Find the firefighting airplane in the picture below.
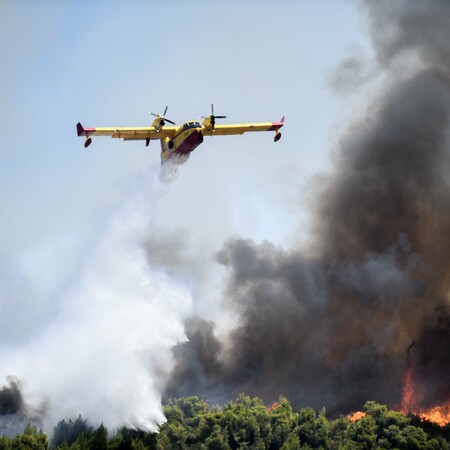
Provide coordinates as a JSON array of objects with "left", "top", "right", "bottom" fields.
[{"left": 76, "top": 105, "right": 284, "bottom": 164}]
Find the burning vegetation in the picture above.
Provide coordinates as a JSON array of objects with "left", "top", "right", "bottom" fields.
[
  {"left": 401, "top": 351, "right": 450, "bottom": 427},
  {"left": 2, "top": 396, "right": 450, "bottom": 449}
]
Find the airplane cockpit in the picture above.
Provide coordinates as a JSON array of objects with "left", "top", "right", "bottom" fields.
[{"left": 183, "top": 121, "right": 201, "bottom": 130}]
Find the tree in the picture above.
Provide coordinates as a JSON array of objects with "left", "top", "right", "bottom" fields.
[
  {"left": 130, "top": 440, "right": 147, "bottom": 450},
  {"left": 90, "top": 424, "right": 107, "bottom": 450},
  {"left": 158, "top": 420, "right": 189, "bottom": 449},
  {"left": 221, "top": 395, "right": 271, "bottom": 449},
  {"left": 294, "top": 407, "right": 330, "bottom": 449},
  {"left": 345, "top": 415, "right": 377, "bottom": 450},
  {"left": 280, "top": 433, "right": 301, "bottom": 450},
  {"left": 11, "top": 425, "right": 48, "bottom": 450},
  {"left": 204, "top": 425, "right": 231, "bottom": 450},
  {"left": 269, "top": 396, "right": 297, "bottom": 449},
  {"left": 52, "top": 416, "right": 92, "bottom": 448},
  {"left": 0, "top": 435, "right": 12, "bottom": 450},
  {"left": 109, "top": 427, "right": 157, "bottom": 450}
]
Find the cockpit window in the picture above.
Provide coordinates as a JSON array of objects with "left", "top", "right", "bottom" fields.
[{"left": 183, "top": 121, "right": 201, "bottom": 130}]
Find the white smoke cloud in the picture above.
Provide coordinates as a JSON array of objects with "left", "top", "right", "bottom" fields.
[{"left": 0, "top": 165, "right": 192, "bottom": 433}]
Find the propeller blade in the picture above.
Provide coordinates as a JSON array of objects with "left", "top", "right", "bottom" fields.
[
  {"left": 200, "top": 106, "right": 227, "bottom": 125},
  {"left": 150, "top": 107, "right": 175, "bottom": 125}
]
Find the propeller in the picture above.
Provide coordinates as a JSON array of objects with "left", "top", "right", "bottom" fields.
[
  {"left": 150, "top": 106, "right": 176, "bottom": 126},
  {"left": 201, "top": 104, "right": 227, "bottom": 129}
]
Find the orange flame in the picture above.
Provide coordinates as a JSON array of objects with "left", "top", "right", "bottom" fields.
[
  {"left": 346, "top": 364, "right": 450, "bottom": 426},
  {"left": 400, "top": 363, "right": 450, "bottom": 426},
  {"left": 267, "top": 402, "right": 280, "bottom": 413},
  {"left": 401, "top": 365, "right": 420, "bottom": 414},
  {"left": 419, "top": 405, "right": 450, "bottom": 427},
  {"left": 347, "top": 411, "right": 366, "bottom": 422}
]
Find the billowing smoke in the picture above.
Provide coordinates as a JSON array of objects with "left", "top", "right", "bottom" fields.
[
  {"left": 168, "top": 0, "right": 450, "bottom": 414},
  {"left": 0, "top": 165, "right": 192, "bottom": 434},
  {"left": 0, "top": 379, "right": 23, "bottom": 416}
]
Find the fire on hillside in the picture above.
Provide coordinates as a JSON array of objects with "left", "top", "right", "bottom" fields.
[{"left": 347, "top": 365, "right": 450, "bottom": 426}]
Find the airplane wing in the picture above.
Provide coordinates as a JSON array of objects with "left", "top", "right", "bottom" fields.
[
  {"left": 76, "top": 122, "right": 178, "bottom": 144},
  {"left": 202, "top": 117, "right": 284, "bottom": 137}
]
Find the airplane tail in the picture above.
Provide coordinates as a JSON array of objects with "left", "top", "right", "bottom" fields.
[{"left": 76, "top": 122, "right": 85, "bottom": 136}]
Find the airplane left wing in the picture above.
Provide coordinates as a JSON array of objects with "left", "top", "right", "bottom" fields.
[
  {"left": 76, "top": 122, "right": 178, "bottom": 147},
  {"left": 202, "top": 117, "right": 284, "bottom": 140}
]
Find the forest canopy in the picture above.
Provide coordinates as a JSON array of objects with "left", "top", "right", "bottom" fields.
[{"left": 1, "top": 396, "right": 449, "bottom": 449}]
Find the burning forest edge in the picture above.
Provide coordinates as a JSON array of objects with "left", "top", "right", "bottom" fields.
[{"left": 1, "top": 396, "right": 450, "bottom": 449}]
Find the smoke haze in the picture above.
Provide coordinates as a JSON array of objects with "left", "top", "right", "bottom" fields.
[
  {"left": 168, "top": 0, "right": 450, "bottom": 414},
  {"left": 0, "top": 167, "right": 192, "bottom": 434}
]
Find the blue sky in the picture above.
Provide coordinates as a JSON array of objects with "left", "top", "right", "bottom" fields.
[{"left": 1, "top": 1, "right": 369, "bottom": 259}]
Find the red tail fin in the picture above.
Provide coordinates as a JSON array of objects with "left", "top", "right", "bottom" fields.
[{"left": 76, "top": 122, "right": 85, "bottom": 136}]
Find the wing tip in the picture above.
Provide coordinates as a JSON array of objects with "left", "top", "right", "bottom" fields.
[{"left": 270, "top": 116, "right": 285, "bottom": 130}]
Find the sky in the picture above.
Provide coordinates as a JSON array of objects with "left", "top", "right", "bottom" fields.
[
  {"left": 0, "top": 0, "right": 370, "bottom": 260},
  {"left": 0, "top": 0, "right": 377, "bottom": 430}
]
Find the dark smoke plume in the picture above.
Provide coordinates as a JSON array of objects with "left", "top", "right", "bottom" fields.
[
  {"left": 167, "top": 0, "right": 450, "bottom": 414},
  {"left": 0, "top": 378, "right": 23, "bottom": 416},
  {"left": 0, "top": 377, "right": 37, "bottom": 437}
]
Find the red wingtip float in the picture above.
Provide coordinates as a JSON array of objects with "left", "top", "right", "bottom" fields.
[{"left": 76, "top": 105, "right": 284, "bottom": 164}]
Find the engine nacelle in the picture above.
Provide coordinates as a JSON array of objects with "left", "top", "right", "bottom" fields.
[
  {"left": 84, "top": 137, "right": 92, "bottom": 148},
  {"left": 274, "top": 131, "right": 282, "bottom": 142},
  {"left": 151, "top": 117, "right": 164, "bottom": 131}
]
